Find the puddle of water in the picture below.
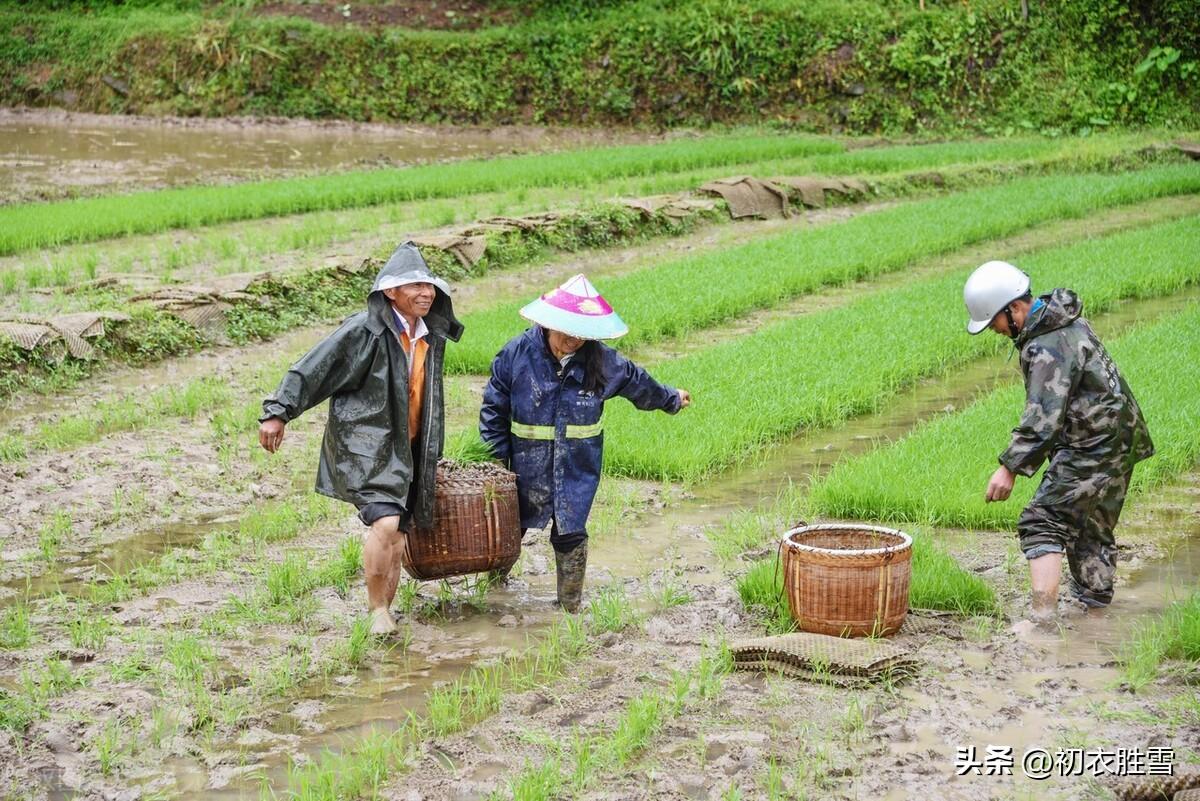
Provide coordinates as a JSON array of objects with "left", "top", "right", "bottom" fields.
[
  {"left": 3, "top": 520, "right": 217, "bottom": 601},
  {"left": 0, "top": 110, "right": 638, "bottom": 202}
]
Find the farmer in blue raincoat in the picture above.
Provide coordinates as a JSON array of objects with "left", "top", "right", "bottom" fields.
[{"left": 479, "top": 274, "right": 690, "bottom": 612}]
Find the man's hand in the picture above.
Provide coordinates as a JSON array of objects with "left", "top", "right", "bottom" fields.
[
  {"left": 678, "top": 389, "right": 692, "bottom": 409},
  {"left": 985, "top": 464, "right": 1016, "bottom": 502},
  {"left": 259, "top": 417, "right": 286, "bottom": 453}
]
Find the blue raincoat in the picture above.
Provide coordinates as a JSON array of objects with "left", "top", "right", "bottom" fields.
[{"left": 479, "top": 326, "right": 682, "bottom": 534}]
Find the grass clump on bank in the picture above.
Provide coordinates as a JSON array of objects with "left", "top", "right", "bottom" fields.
[
  {"left": 736, "top": 533, "right": 998, "bottom": 634},
  {"left": 600, "top": 211, "right": 1200, "bottom": 481},
  {"left": 808, "top": 298, "right": 1200, "bottom": 529},
  {"left": 0, "top": 133, "right": 839, "bottom": 256},
  {"left": 447, "top": 165, "right": 1200, "bottom": 374},
  {"left": 1121, "top": 592, "right": 1200, "bottom": 690}
]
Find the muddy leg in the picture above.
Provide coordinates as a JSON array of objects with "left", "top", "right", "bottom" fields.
[
  {"left": 364, "top": 515, "right": 402, "bottom": 634},
  {"left": 554, "top": 541, "right": 588, "bottom": 614},
  {"left": 1028, "top": 552, "right": 1063, "bottom": 621},
  {"left": 385, "top": 527, "right": 409, "bottom": 607}
]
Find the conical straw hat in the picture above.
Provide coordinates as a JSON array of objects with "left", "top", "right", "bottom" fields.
[{"left": 519, "top": 274, "right": 628, "bottom": 340}]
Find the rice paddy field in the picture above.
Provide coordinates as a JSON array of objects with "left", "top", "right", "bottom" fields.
[{"left": 2, "top": 117, "right": 1200, "bottom": 801}]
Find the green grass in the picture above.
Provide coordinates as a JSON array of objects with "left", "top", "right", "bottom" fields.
[
  {"left": 1, "top": 375, "right": 232, "bottom": 462},
  {"left": 736, "top": 532, "right": 998, "bottom": 631},
  {"left": 587, "top": 584, "right": 643, "bottom": 633},
  {"left": 600, "top": 210, "right": 1200, "bottom": 480},
  {"left": 0, "top": 602, "right": 33, "bottom": 649},
  {"left": 809, "top": 298, "right": 1200, "bottom": 528},
  {"left": 447, "top": 164, "right": 1200, "bottom": 374},
  {"left": 0, "top": 133, "right": 841, "bottom": 256},
  {"left": 1121, "top": 592, "right": 1200, "bottom": 690},
  {"left": 0, "top": 133, "right": 1158, "bottom": 297}
]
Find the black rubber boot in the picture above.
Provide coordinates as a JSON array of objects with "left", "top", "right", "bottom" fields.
[{"left": 554, "top": 541, "right": 588, "bottom": 613}]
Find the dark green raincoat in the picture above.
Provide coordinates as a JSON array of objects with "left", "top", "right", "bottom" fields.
[{"left": 260, "top": 244, "right": 463, "bottom": 527}]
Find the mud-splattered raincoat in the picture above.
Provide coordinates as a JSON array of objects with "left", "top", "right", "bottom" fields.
[
  {"left": 260, "top": 244, "right": 463, "bottom": 528},
  {"left": 479, "top": 325, "right": 682, "bottom": 534},
  {"left": 1000, "top": 288, "right": 1153, "bottom": 604}
]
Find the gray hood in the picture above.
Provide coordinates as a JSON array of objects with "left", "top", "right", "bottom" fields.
[
  {"left": 1016, "top": 287, "right": 1082, "bottom": 347},
  {"left": 367, "top": 242, "right": 463, "bottom": 342}
]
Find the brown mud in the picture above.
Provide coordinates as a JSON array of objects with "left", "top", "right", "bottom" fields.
[
  {"left": 2, "top": 194, "right": 1200, "bottom": 798},
  {"left": 0, "top": 108, "right": 658, "bottom": 205}
]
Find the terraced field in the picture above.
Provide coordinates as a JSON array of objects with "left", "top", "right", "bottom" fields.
[{"left": 2, "top": 129, "right": 1199, "bottom": 801}]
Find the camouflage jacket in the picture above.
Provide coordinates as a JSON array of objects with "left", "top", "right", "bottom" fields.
[{"left": 998, "top": 288, "right": 1154, "bottom": 477}]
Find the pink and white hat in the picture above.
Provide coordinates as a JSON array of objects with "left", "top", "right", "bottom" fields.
[{"left": 519, "top": 274, "right": 628, "bottom": 340}]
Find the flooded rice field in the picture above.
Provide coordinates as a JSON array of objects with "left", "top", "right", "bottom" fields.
[
  {"left": 0, "top": 109, "right": 653, "bottom": 204},
  {"left": 1, "top": 126, "right": 1199, "bottom": 801}
]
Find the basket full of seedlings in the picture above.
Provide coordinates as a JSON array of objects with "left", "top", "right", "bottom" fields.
[
  {"left": 779, "top": 523, "right": 912, "bottom": 638},
  {"left": 403, "top": 458, "right": 522, "bottom": 581}
]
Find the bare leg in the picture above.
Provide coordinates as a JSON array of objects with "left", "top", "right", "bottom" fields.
[
  {"left": 363, "top": 515, "right": 402, "bottom": 634},
  {"left": 385, "top": 528, "right": 409, "bottom": 606},
  {"left": 1029, "top": 552, "right": 1064, "bottom": 621}
]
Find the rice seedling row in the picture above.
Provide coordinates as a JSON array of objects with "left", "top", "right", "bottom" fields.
[
  {"left": 487, "top": 642, "right": 732, "bottom": 800},
  {"left": 447, "top": 164, "right": 1200, "bottom": 374},
  {"left": 1121, "top": 590, "right": 1200, "bottom": 689},
  {"left": 808, "top": 298, "right": 1200, "bottom": 529},
  {"left": 0, "top": 133, "right": 842, "bottom": 255},
  {"left": 1, "top": 137, "right": 1152, "bottom": 310},
  {"left": 0, "top": 131, "right": 1168, "bottom": 262},
  {"left": 598, "top": 212, "right": 1200, "bottom": 481}
]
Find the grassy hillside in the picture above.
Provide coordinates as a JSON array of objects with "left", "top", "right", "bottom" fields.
[{"left": 2, "top": 0, "right": 1198, "bottom": 133}]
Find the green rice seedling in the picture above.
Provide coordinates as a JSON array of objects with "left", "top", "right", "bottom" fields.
[
  {"left": 425, "top": 680, "right": 467, "bottom": 736},
  {"left": 1121, "top": 591, "right": 1200, "bottom": 690},
  {"left": 395, "top": 580, "right": 421, "bottom": 615},
  {"left": 603, "top": 211, "right": 1200, "bottom": 480},
  {"left": 0, "top": 434, "right": 25, "bottom": 461},
  {"left": 108, "top": 649, "right": 155, "bottom": 683},
  {"left": 339, "top": 617, "right": 374, "bottom": 669},
  {"left": 264, "top": 554, "right": 320, "bottom": 607},
  {"left": 908, "top": 533, "right": 1001, "bottom": 616},
  {"left": 90, "top": 570, "right": 138, "bottom": 606},
  {"left": 603, "top": 691, "right": 665, "bottom": 768},
  {"left": 254, "top": 648, "right": 313, "bottom": 698},
  {"left": 587, "top": 584, "right": 642, "bottom": 633},
  {"left": 653, "top": 573, "right": 694, "bottom": 609},
  {"left": 67, "top": 611, "right": 114, "bottom": 651},
  {"left": 448, "top": 165, "right": 1200, "bottom": 374},
  {"left": 722, "top": 785, "right": 745, "bottom": 801},
  {"left": 321, "top": 536, "right": 363, "bottom": 595},
  {"left": 569, "top": 726, "right": 598, "bottom": 792},
  {"left": 0, "top": 134, "right": 840, "bottom": 255},
  {"left": 162, "top": 634, "right": 216, "bottom": 686},
  {"left": 763, "top": 758, "right": 786, "bottom": 801},
  {"left": 810, "top": 298, "right": 1200, "bottom": 530},
  {"left": 148, "top": 705, "right": 181, "bottom": 750},
  {"left": 443, "top": 430, "right": 498, "bottom": 463},
  {"left": 693, "top": 639, "right": 734, "bottom": 702},
  {"left": 495, "top": 758, "right": 564, "bottom": 801},
  {"left": 92, "top": 717, "right": 128, "bottom": 776},
  {"left": 736, "top": 559, "right": 795, "bottom": 635},
  {"left": 37, "top": 511, "right": 71, "bottom": 560}
]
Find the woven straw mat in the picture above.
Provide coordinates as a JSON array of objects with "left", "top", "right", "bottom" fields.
[{"left": 731, "top": 632, "right": 919, "bottom": 687}]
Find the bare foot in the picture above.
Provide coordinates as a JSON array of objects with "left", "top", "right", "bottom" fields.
[{"left": 369, "top": 607, "right": 397, "bottom": 635}]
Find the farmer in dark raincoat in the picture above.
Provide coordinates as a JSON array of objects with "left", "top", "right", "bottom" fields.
[
  {"left": 258, "top": 242, "right": 463, "bottom": 635},
  {"left": 479, "top": 274, "right": 690, "bottom": 612},
  {"left": 964, "top": 260, "right": 1152, "bottom": 629}
]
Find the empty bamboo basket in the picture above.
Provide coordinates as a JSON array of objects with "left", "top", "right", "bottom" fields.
[
  {"left": 780, "top": 523, "right": 912, "bottom": 638},
  {"left": 403, "top": 463, "right": 522, "bottom": 581}
]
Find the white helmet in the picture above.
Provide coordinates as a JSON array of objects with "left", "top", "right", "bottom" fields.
[{"left": 963, "top": 260, "right": 1031, "bottom": 335}]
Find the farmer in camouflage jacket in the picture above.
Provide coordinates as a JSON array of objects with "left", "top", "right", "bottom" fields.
[{"left": 964, "top": 261, "right": 1153, "bottom": 623}]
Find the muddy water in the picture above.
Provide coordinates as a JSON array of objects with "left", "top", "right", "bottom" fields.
[
  {"left": 0, "top": 109, "right": 647, "bottom": 203},
  {"left": 18, "top": 286, "right": 1200, "bottom": 796},
  {"left": 878, "top": 482, "right": 1200, "bottom": 801}
]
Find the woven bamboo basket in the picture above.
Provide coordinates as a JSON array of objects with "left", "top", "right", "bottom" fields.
[
  {"left": 402, "top": 465, "right": 522, "bottom": 581},
  {"left": 780, "top": 523, "right": 912, "bottom": 638}
]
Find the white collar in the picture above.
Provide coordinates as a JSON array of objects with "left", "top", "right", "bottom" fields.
[{"left": 392, "top": 308, "right": 428, "bottom": 341}]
